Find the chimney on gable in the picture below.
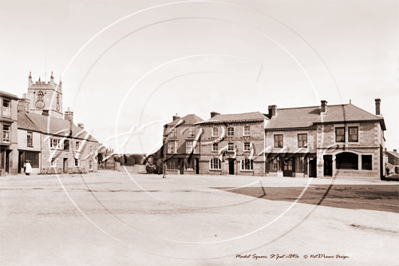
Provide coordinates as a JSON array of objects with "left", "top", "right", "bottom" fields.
[
  {"left": 42, "top": 110, "right": 49, "bottom": 116},
  {"left": 268, "top": 105, "right": 277, "bottom": 118},
  {"left": 64, "top": 107, "right": 74, "bottom": 122},
  {"left": 210, "top": 112, "right": 220, "bottom": 118},
  {"left": 172, "top": 113, "right": 180, "bottom": 121},
  {"left": 78, "top": 123, "right": 84, "bottom": 129},
  {"left": 321, "top": 100, "right": 327, "bottom": 114},
  {"left": 375, "top": 98, "right": 381, "bottom": 116}
]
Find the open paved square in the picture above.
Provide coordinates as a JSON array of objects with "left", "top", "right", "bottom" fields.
[{"left": 1, "top": 171, "right": 398, "bottom": 265}]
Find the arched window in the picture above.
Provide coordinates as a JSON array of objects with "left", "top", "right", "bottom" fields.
[{"left": 336, "top": 152, "right": 358, "bottom": 170}]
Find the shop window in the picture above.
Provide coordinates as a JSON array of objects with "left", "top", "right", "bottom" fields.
[
  {"left": 336, "top": 152, "right": 358, "bottom": 170},
  {"left": 362, "top": 155, "right": 372, "bottom": 170},
  {"left": 241, "top": 159, "right": 253, "bottom": 171},
  {"left": 210, "top": 158, "right": 221, "bottom": 170}
]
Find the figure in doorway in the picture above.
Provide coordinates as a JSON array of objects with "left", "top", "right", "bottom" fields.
[{"left": 25, "top": 160, "right": 32, "bottom": 176}]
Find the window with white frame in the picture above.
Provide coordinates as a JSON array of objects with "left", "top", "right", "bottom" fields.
[
  {"left": 241, "top": 159, "right": 253, "bottom": 171},
  {"left": 298, "top": 134, "right": 307, "bottom": 148},
  {"left": 212, "top": 126, "right": 219, "bottom": 137},
  {"left": 188, "top": 127, "right": 195, "bottom": 136},
  {"left": 186, "top": 141, "right": 193, "bottom": 154},
  {"left": 228, "top": 143, "right": 234, "bottom": 151},
  {"left": 274, "top": 134, "right": 283, "bottom": 148},
  {"left": 244, "top": 142, "right": 250, "bottom": 151},
  {"left": 63, "top": 139, "right": 69, "bottom": 151},
  {"left": 227, "top": 127, "right": 234, "bottom": 136},
  {"left": 210, "top": 158, "right": 221, "bottom": 170},
  {"left": 349, "top": 127, "right": 358, "bottom": 142},
  {"left": 3, "top": 125, "right": 10, "bottom": 142},
  {"left": 243, "top": 126, "right": 250, "bottom": 136},
  {"left": 76, "top": 141, "right": 80, "bottom": 151},
  {"left": 50, "top": 138, "right": 61, "bottom": 149},
  {"left": 27, "top": 131, "right": 33, "bottom": 147},
  {"left": 167, "top": 141, "right": 177, "bottom": 154},
  {"left": 2, "top": 100, "right": 10, "bottom": 117},
  {"left": 212, "top": 143, "right": 218, "bottom": 151},
  {"left": 335, "top": 127, "right": 345, "bottom": 142},
  {"left": 89, "top": 160, "right": 93, "bottom": 170}
]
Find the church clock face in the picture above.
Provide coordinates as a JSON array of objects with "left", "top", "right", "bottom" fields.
[{"left": 35, "top": 90, "right": 45, "bottom": 109}]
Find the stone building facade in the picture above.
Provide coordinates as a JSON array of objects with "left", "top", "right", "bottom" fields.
[
  {"left": 164, "top": 114, "right": 203, "bottom": 175},
  {"left": 0, "top": 90, "right": 19, "bottom": 175},
  {"left": 16, "top": 73, "right": 101, "bottom": 175},
  {"left": 197, "top": 112, "right": 267, "bottom": 176}
]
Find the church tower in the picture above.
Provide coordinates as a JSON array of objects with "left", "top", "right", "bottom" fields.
[{"left": 27, "top": 72, "right": 63, "bottom": 119}]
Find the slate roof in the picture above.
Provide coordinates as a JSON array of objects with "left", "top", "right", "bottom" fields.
[
  {"left": 197, "top": 112, "right": 268, "bottom": 124},
  {"left": 166, "top": 114, "right": 204, "bottom": 126},
  {"left": 266, "top": 104, "right": 386, "bottom": 130},
  {"left": 18, "top": 112, "right": 98, "bottom": 141},
  {"left": 0, "top": 90, "right": 19, "bottom": 100}
]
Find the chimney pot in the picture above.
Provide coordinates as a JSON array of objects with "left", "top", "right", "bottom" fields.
[
  {"left": 375, "top": 98, "right": 381, "bottom": 115},
  {"left": 210, "top": 112, "right": 221, "bottom": 118}
]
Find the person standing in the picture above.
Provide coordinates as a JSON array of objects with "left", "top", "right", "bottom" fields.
[{"left": 25, "top": 160, "right": 32, "bottom": 176}]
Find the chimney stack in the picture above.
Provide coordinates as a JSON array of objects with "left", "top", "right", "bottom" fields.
[
  {"left": 268, "top": 105, "right": 277, "bottom": 118},
  {"left": 321, "top": 100, "right": 327, "bottom": 113},
  {"left": 172, "top": 113, "right": 180, "bottom": 121},
  {"left": 42, "top": 110, "right": 49, "bottom": 116},
  {"left": 78, "top": 123, "right": 84, "bottom": 129},
  {"left": 210, "top": 112, "right": 221, "bottom": 118},
  {"left": 64, "top": 107, "right": 74, "bottom": 122},
  {"left": 17, "top": 95, "right": 30, "bottom": 114},
  {"left": 394, "top": 149, "right": 397, "bottom": 153},
  {"left": 375, "top": 98, "right": 381, "bottom": 115}
]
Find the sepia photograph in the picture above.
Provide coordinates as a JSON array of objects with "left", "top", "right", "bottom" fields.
[{"left": 0, "top": 0, "right": 398, "bottom": 265}]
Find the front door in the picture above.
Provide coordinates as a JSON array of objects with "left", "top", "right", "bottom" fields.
[
  {"left": 283, "top": 158, "right": 294, "bottom": 177},
  {"left": 63, "top": 158, "right": 68, "bottom": 173},
  {"left": 309, "top": 158, "right": 317, "bottom": 177},
  {"left": 229, "top": 159, "right": 235, "bottom": 175},
  {"left": 195, "top": 158, "right": 199, "bottom": 175},
  {"left": 5, "top": 150, "right": 10, "bottom": 174},
  {"left": 179, "top": 159, "right": 184, "bottom": 175},
  {"left": 324, "top": 155, "right": 333, "bottom": 176},
  {"left": 18, "top": 151, "right": 24, "bottom": 174}
]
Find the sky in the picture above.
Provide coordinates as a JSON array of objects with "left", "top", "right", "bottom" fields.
[{"left": 0, "top": 0, "right": 398, "bottom": 153}]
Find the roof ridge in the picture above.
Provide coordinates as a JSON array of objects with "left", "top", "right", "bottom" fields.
[{"left": 277, "top": 103, "right": 349, "bottom": 110}]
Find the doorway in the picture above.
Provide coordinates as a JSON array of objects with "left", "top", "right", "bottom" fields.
[
  {"left": 323, "top": 155, "right": 333, "bottom": 176},
  {"left": 5, "top": 150, "right": 11, "bottom": 174},
  {"left": 229, "top": 159, "right": 235, "bottom": 175},
  {"left": 309, "top": 158, "right": 317, "bottom": 177},
  {"left": 179, "top": 158, "right": 184, "bottom": 175},
  {"left": 63, "top": 158, "right": 68, "bottom": 173},
  {"left": 195, "top": 158, "right": 199, "bottom": 175},
  {"left": 283, "top": 158, "right": 295, "bottom": 177}
]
